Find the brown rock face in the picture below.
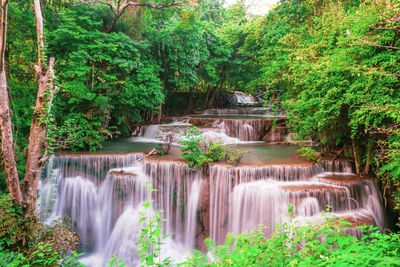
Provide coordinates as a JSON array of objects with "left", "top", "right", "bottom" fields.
[
  {"left": 319, "top": 174, "right": 362, "bottom": 184},
  {"left": 262, "top": 125, "right": 288, "bottom": 142},
  {"left": 341, "top": 215, "right": 374, "bottom": 227},
  {"left": 282, "top": 184, "right": 344, "bottom": 192},
  {"left": 196, "top": 178, "right": 210, "bottom": 251}
]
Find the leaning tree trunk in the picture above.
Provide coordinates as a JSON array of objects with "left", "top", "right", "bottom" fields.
[
  {"left": 22, "top": 0, "right": 56, "bottom": 215},
  {"left": 0, "top": 0, "right": 23, "bottom": 203}
]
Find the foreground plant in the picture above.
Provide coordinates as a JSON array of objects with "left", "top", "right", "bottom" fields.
[
  {"left": 192, "top": 208, "right": 400, "bottom": 266},
  {"left": 0, "top": 195, "right": 82, "bottom": 266},
  {"left": 136, "top": 182, "right": 172, "bottom": 266}
]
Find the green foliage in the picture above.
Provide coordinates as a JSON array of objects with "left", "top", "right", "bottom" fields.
[
  {"left": 0, "top": 195, "right": 81, "bottom": 266},
  {"left": 107, "top": 255, "right": 127, "bottom": 267},
  {"left": 203, "top": 141, "right": 226, "bottom": 161},
  {"left": 0, "top": 195, "right": 36, "bottom": 249},
  {"left": 191, "top": 210, "right": 400, "bottom": 266},
  {"left": 236, "top": 0, "right": 400, "bottom": 221},
  {"left": 178, "top": 127, "right": 210, "bottom": 170},
  {"left": 45, "top": 3, "right": 165, "bottom": 151},
  {"left": 48, "top": 113, "right": 108, "bottom": 152},
  {"left": 297, "top": 146, "right": 322, "bottom": 163},
  {"left": 136, "top": 182, "right": 172, "bottom": 266},
  {"left": 0, "top": 249, "right": 26, "bottom": 267},
  {"left": 224, "top": 145, "right": 244, "bottom": 165},
  {"left": 178, "top": 128, "right": 244, "bottom": 169},
  {"left": 204, "top": 142, "right": 244, "bottom": 166}
]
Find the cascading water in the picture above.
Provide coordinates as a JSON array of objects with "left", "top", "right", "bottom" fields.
[
  {"left": 40, "top": 154, "right": 204, "bottom": 266},
  {"left": 39, "top": 107, "right": 386, "bottom": 266},
  {"left": 201, "top": 107, "right": 286, "bottom": 118},
  {"left": 228, "top": 92, "right": 258, "bottom": 106},
  {"left": 209, "top": 161, "right": 384, "bottom": 245}
]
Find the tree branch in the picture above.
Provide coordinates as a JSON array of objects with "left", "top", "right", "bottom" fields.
[
  {"left": 352, "top": 36, "right": 400, "bottom": 50},
  {"left": 75, "top": 0, "right": 179, "bottom": 33}
]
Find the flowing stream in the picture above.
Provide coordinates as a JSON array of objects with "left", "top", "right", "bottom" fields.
[{"left": 39, "top": 107, "right": 385, "bottom": 266}]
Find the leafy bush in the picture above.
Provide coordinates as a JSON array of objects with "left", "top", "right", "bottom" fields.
[
  {"left": 204, "top": 142, "right": 244, "bottom": 166},
  {"left": 0, "top": 195, "right": 38, "bottom": 249},
  {"left": 178, "top": 128, "right": 245, "bottom": 170},
  {"left": 223, "top": 145, "right": 244, "bottom": 166},
  {"left": 297, "top": 146, "right": 322, "bottom": 163},
  {"left": 0, "top": 195, "right": 81, "bottom": 265},
  {"left": 0, "top": 249, "right": 26, "bottom": 266},
  {"left": 191, "top": 210, "right": 400, "bottom": 266},
  {"left": 48, "top": 113, "right": 108, "bottom": 152},
  {"left": 178, "top": 127, "right": 211, "bottom": 170},
  {"left": 203, "top": 141, "right": 226, "bottom": 161}
]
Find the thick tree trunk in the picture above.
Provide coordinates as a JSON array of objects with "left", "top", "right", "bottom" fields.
[
  {"left": 156, "top": 103, "right": 162, "bottom": 123},
  {"left": 22, "top": 0, "right": 56, "bottom": 215},
  {"left": 203, "top": 85, "right": 210, "bottom": 109},
  {"left": 208, "top": 72, "right": 226, "bottom": 108},
  {"left": 0, "top": 0, "right": 23, "bottom": 203}
]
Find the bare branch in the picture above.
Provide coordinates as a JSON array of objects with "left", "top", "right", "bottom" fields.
[{"left": 352, "top": 36, "right": 400, "bottom": 50}]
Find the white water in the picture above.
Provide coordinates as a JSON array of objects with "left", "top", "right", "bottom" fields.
[
  {"left": 229, "top": 92, "right": 258, "bottom": 106},
  {"left": 202, "top": 107, "right": 286, "bottom": 118},
  {"left": 39, "top": 108, "right": 385, "bottom": 265},
  {"left": 209, "top": 161, "right": 384, "bottom": 245},
  {"left": 40, "top": 154, "right": 203, "bottom": 266},
  {"left": 185, "top": 178, "right": 204, "bottom": 248},
  {"left": 131, "top": 120, "right": 190, "bottom": 143}
]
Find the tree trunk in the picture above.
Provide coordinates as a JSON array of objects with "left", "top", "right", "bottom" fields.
[
  {"left": 156, "top": 103, "right": 162, "bottom": 123},
  {"left": 0, "top": 0, "right": 23, "bottom": 204},
  {"left": 208, "top": 72, "right": 226, "bottom": 108},
  {"left": 22, "top": 0, "right": 56, "bottom": 215},
  {"left": 203, "top": 85, "right": 210, "bottom": 109},
  {"left": 352, "top": 139, "right": 360, "bottom": 175},
  {"left": 362, "top": 141, "right": 373, "bottom": 176}
]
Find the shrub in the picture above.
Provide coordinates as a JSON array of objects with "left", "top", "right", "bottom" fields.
[
  {"left": 0, "top": 195, "right": 81, "bottom": 265},
  {"left": 178, "top": 128, "right": 245, "bottom": 170},
  {"left": 203, "top": 141, "right": 226, "bottom": 161},
  {"left": 297, "top": 146, "right": 322, "bottom": 163},
  {"left": 178, "top": 127, "right": 211, "bottom": 170},
  {"left": 190, "top": 209, "right": 400, "bottom": 266}
]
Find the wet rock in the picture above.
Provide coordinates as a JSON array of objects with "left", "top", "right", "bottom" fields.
[
  {"left": 282, "top": 184, "right": 344, "bottom": 192},
  {"left": 319, "top": 174, "right": 362, "bottom": 185},
  {"left": 196, "top": 178, "right": 210, "bottom": 251},
  {"left": 262, "top": 125, "right": 288, "bottom": 142}
]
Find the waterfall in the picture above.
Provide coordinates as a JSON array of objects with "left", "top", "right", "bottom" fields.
[
  {"left": 189, "top": 117, "right": 288, "bottom": 142},
  {"left": 229, "top": 181, "right": 287, "bottom": 236},
  {"left": 39, "top": 134, "right": 384, "bottom": 265},
  {"left": 143, "top": 160, "right": 203, "bottom": 244},
  {"left": 185, "top": 178, "right": 204, "bottom": 248},
  {"left": 40, "top": 154, "right": 203, "bottom": 266},
  {"left": 209, "top": 161, "right": 384, "bottom": 245}
]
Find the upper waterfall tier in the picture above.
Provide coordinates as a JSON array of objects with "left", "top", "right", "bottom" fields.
[
  {"left": 201, "top": 107, "right": 285, "bottom": 117},
  {"left": 188, "top": 117, "right": 287, "bottom": 142}
]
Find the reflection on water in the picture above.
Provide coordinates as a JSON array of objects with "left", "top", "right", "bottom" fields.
[{"left": 98, "top": 140, "right": 156, "bottom": 153}]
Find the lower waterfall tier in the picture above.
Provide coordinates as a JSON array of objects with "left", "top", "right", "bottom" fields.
[{"left": 39, "top": 153, "right": 384, "bottom": 266}]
